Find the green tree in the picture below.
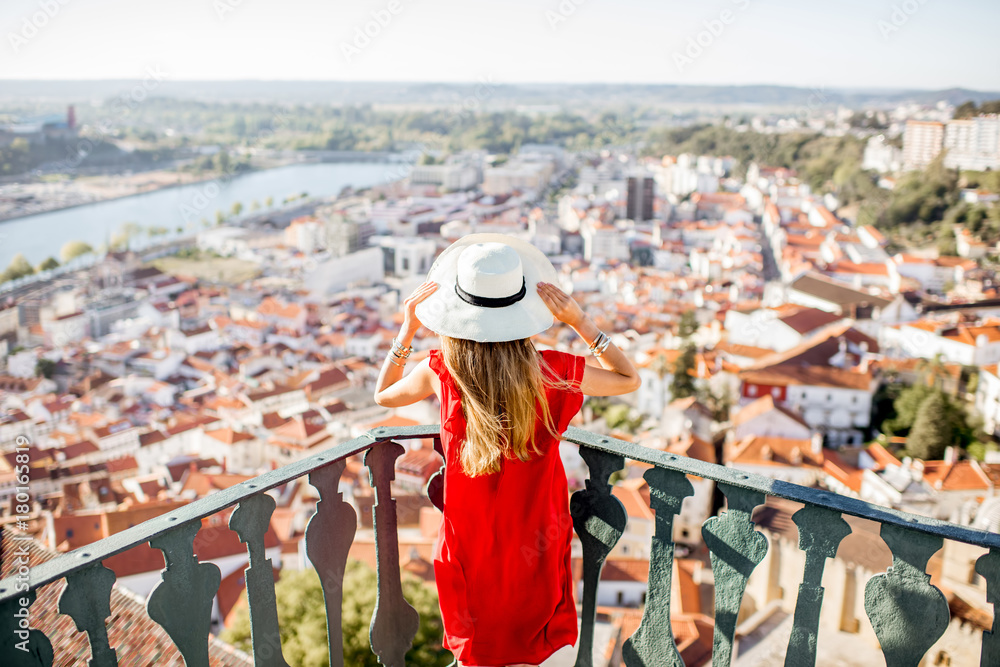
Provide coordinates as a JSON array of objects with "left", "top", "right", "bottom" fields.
[
  {"left": 4, "top": 253, "right": 35, "bottom": 282},
  {"left": 669, "top": 343, "right": 698, "bottom": 401},
  {"left": 265, "top": 196, "right": 274, "bottom": 208},
  {"left": 677, "top": 310, "right": 698, "bottom": 339},
  {"left": 36, "top": 257, "right": 60, "bottom": 272},
  {"left": 604, "top": 404, "right": 643, "bottom": 433},
  {"left": 216, "top": 150, "right": 230, "bottom": 173},
  {"left": 907, "top": 391, "right": 955, "bottom": 460},
  {"left": 35, "top": 358, "right": 56, "bottom": 378},
  {"left": 231, "top": 201, "right": 244, "bottom": 217},
  {"left": 215, "top": 210, "right": 226, "bottom": 226},
  {"left": 60, "top": 240, "right": 93, "bottom": 263},
  {"left": 221, "top": 562, "right": 451, "bottom": 667},
  {"left": 112, "top": 222, "right": 143, "bottom": 250},
  {"left": 882, "top": 382, "right": 934, "bottom": 435}
]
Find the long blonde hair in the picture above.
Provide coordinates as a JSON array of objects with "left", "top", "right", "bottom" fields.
[{"left": 440, "top": 336, "right": 565, "bottom": 477}]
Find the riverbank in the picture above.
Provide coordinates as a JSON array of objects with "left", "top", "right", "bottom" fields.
[
  {"left": 0, "top": 161, "right": 399, "bottom": 270},
  {"left": 0, "top": 162, "right": 298, "bottom": 223}
]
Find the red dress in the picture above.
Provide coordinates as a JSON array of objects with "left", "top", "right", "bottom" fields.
[{"left": 428, "top": 349, "right": 585, "bottom": 666}]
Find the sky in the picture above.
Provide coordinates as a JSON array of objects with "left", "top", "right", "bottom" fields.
[{"left": 1, "top": 0, "right": 998, "bottom": 90}]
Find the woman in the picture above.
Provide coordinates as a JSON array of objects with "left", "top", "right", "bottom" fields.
[{"left": 374, "top": 234, "right": 640, "bottom": 667}]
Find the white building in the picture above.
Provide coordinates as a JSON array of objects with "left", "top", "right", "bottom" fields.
[
  {"left": 375, "top": 236, "right": 438, "bottom": 279},
  {"left": 581, "top": 221, "right": 631, "bottom": 263},
  {"left": 976, "top": 365, "right": 1000, "bottom": 436},
  {"left": 903, "top": 120, "right": 945, "bottom": 171},
  {"left": 885, "top": 321, "right": 1000, "bottom": 366},
  {"left": 862, "top": 135, "right": 903, "bottom": 173},
  {"left": 197, "top": 227, "right": 253, "bottom": 257},
  {"left": 409, "top": 163, "right": 480, "bottom": 191},
  {"left": 944, "top": 114, "right": 1000, "bottom": 171}
]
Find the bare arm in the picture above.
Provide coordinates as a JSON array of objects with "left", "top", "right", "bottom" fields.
[
  {"left": 373, "top": 281, "right": 439, "bottom": 407},
  {"left": 537, "top": 282, "right": 641, "bottom": 397}
]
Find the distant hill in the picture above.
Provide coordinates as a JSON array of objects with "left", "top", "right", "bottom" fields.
[{"left": 0, "top": 80, "right": 997, "bottom": 110}]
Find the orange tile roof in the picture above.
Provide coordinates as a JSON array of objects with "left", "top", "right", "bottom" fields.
[
  {"left": 728, "top": 435, "right": 822, "bottom": 468},
  {"left": 921, "top": 460, "right": 992, "bottom": 491},
  {"left": 731, "top": 394, "right": 810, "bottom": 430},
  {"left": 612, "top": 485, "right": 654, "bottom": 521}
]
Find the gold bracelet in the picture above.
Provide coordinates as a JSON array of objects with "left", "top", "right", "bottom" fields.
[{"left": 388, "top": 355, "right": 405, "bottom": 368}]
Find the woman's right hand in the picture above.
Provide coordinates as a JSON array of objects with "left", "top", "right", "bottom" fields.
[
  {"left": 537, "top": 282, "right": 585, "bottom": 328},
  {"left": 401, "top": 281, "right": 437, "bottom": 338}
]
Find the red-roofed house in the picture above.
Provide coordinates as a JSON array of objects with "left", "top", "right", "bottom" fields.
[
  {"left": 887, "top": 320, "right": 1000, "bottom": 366},
  {"left": 731, "top": 394, "right": 813, "bottom": 441},
  {"left": 725, "top": 434, "right": 826, "bottom": 485},
  {"left": 202, "top": 427, "right": 265, "bottom": 474}
]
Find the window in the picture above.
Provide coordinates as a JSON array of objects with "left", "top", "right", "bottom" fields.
[
  {"left": 401, "top": 257, "right": 410, "bottom": 271},
  {"left": 617, "top": 592, "right": 624, "bottom": 605},
  {"left": 66, "top": 529, "right": 74, "bottom": 538},
  {"left": 851, "top": 395, "right": 857, "bottom": 404},
  {"left": 748, "top": 385, "right": 758, "bottom": 397},
  {"left": 827, "top": 394, "right": 832, "bottom": 402}
]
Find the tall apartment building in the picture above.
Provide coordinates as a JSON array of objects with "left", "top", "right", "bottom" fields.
[
  {"left": 944, "top": 114, "right": 1000, "bottom": 171},
  {"left": 902, "top": 120, "right": 945, "bottom": 170},
  {"left": 626, "top": 175, "right": 655, "bottom": 221}
]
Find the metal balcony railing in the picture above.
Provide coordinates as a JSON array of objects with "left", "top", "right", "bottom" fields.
[{"left": 2, "top": 425, "right": 1000, "bottom": 666}]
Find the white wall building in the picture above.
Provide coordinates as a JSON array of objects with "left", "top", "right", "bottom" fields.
[
  {"left": 903, "top": 120, "right": 945, "bottom": 171},
  {"left": 944, "top": 114, "right": 1000, "bottom": 171}
]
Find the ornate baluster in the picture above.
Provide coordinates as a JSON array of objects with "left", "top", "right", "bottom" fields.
[
  {"left": 622, "top": 465, "right": 694, "bottom": 667},
  {"left": 230, "top": 493, "right": 290, "bottom": 667},
  {"left": 306, "top": 459, "right": 358, "bottom": 667},
  {"left": 571, "top": 445, "right": 626, "bottom": 667},
  {"left": 783, "top": 505, "right": 851, "bottom": 667},
  {"left": 976, "top": 547, "right": 1000, "bottom": 665},
  {"left": 365, "top": 441, "right": 419, "bottom": 666},
  {"left": 58, "top": 563, "right": 118, "bottom": 666},
  {"left": 863, "top": 523, "right": 949, "bottom": 667},
  {"left": 426, "top": 436, "right": 445, "bottom": 512},
  {"left": 146, "top": 520, "right": 222, "bottom": 667},
  {"left": 701, "top": 483, "right": 767, "bottom": 667},
  {"left": 0, "top": 589, "right": 53, "bottom": 666}
]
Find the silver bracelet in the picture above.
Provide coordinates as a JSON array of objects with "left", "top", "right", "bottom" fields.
[
  {"left": 589, "top": 331, "right": 612, "bottom": 357},
  {"left": 390, "top": 337, "right": 412, "bottom": 359},
  {"left": 593, "top": 335, "right": 612, "bottom": 357}
]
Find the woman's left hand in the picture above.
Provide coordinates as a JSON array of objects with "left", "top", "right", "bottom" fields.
[{"left": 401, "top": 281, "right": 438, "bottom": 338}]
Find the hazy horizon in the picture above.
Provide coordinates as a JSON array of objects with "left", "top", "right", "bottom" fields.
[{"left": 2, "top": 0, "right": 998, "bottom": 90}]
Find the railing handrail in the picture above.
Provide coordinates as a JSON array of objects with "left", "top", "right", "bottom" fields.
[
  {"left": 0, "top": 426, "right": 426, "bottom": 603},
  {"left": 559, "top": 426, "right": 1000, "bottom": 551},
  {"left": 4, "top": 422, "right": 999, "bottom": 607}
]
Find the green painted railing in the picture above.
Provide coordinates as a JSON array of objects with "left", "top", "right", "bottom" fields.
[{"left": 1, "top": 424, "right": 999, "bottom": 666}]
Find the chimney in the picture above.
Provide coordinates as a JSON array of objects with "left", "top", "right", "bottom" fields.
[
  {"left": 811, "top": 432, "right": 823, "bottom": 455},
  {"left": 944, "top": 446, "right": 958, "bottom": 465}
]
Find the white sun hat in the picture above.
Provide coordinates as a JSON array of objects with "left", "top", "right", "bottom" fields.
[{"left": 414, "top": 233, "right": 560, "bottom": 343}]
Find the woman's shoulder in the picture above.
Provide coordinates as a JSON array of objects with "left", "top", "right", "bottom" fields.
[
  {"left": 427, "top": 349, "right": 446, "bottom": 374},
  {"left": 540, "top": 348, "right": 585, "bottom": 385}
]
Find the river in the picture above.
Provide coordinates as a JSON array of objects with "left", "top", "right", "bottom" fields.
[{"left": 0, "top": 162, "right": 403, "bottom": 269}]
